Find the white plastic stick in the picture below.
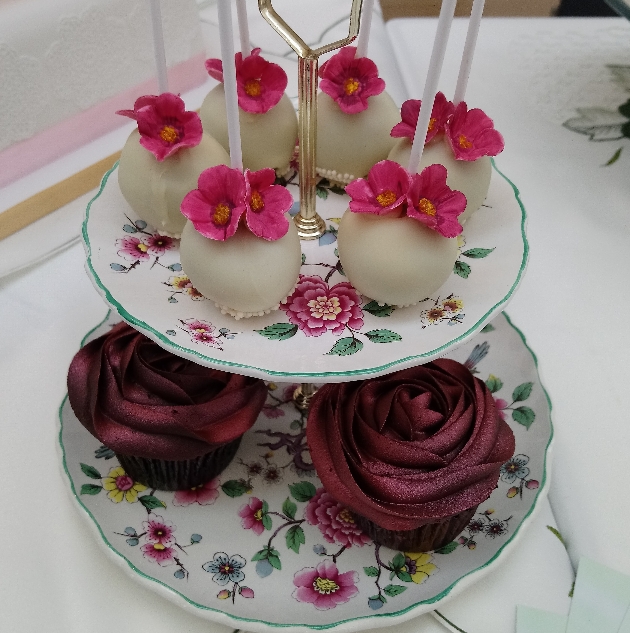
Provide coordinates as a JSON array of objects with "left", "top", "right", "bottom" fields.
[
  {"left": 235, "top": 0, "right": 251, "bottom": 57},
  {"left": 453, "top": 0, "right": 485, "bottom": 105},
  {"left": 407, "top": 0, "right": 457, "bottom": 174},
  {"left": 149, "top": 0, "right": 168, "bottom": 94},
  {"left": 355, "top": 0, "right": 374, "bottom": 58},
  {"left": 218, "top": 0, "right": 243, "bottom": 171}
]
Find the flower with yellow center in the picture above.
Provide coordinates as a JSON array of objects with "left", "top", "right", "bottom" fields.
[
  {"left": 376, "top": 190, "right": 397, "bottom": 207},
  {"left": 313, "top": 577, "right": 339, "bottom": 595},
  {"left": 427, "top": 117, "right": 437, "bottom": 132},
  {"left": 307, "top": 296, "right": 342, "bottom": 321},
  {"left": 159, "top": 125, "right": 180, "bottom": 144},
  {"left": 458, "top": 134, "right": 473, "bottom": 150},
  {"left": 213, "top": 203, "right": 231, "bottom": 226},
  {"left": 172, "top": 275, "right": 191, "bottom": 290},
  {"left": 253, "top": 508, "right": 263, "bottom": 522},
  {"left": 442, "top": 297, "right": 463, "bottom": 312},
  {"left": 250, "top": 191, "right": 265, "bottom": 212},
  {"left": 417, "top": 198, "right": 437, "bottom": 217},
  {"left": 244, "top": 79, "right": 262, "bottom": 97},
  {"left": 338, "top": 508, "right": 355, "bottom": 524},
  {"left": 102, "top": 466, "right": 147, "bottom": 503},
  {"left": 344, "top": 77, "right": 361, "bottom": 96},
  {"left": 426, "top": 307, "right": 446, "bottom": 323},
  {"left": 136, "top": 243, "right": 148, "bottom": 253},
  {"left": 403, "top": 552, "right": 438, "bottom": 584}
]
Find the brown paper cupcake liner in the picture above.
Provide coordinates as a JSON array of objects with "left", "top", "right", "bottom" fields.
[
  {"left": 116, "top": 437, "right": 241, "bottom": 491},
  {"left": 353, "top": 505, "right": 478, "bottom": 552}
]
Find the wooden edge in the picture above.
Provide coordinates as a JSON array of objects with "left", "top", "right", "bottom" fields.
[{"left": 0, "top": 151, "right": 121, "bottom": 242}]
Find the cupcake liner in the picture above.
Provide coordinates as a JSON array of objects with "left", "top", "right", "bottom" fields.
[
  {"left": 353, "top": 506, "right": 478, "bottom": 552},
  {"left": 116, "top": 437, "right": 241, "bottom": 491}
]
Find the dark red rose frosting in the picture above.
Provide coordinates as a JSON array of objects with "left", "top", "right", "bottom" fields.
[
  {"left": 67, "top": 322, "right": 267, "bottom": 460},
  {"left": 306, "top": 359, "right": 515, "bottom": 531}
]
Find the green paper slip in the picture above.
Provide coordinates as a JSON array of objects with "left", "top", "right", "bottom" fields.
[
  {"left": 516, "top": 605, "right": 568, "bottom": 633},
  {"left": 567, "top": 558, "right": 630, "bottom": 633}
]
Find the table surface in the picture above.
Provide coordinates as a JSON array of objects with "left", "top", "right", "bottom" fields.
[{"left": 1, "top": 10, "right": 629, "bottom": 633}]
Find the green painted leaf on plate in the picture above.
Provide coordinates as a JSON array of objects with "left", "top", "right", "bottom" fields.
[
  {"left": 285, "top": 525, "right": 306, "bottom": 554},
  {"left": 139, "top": 495, "right": 166, "bottom": 510},
  {"left": 454, "top": 260, "right": 471, "bottom": 279},
  {"left": 365, "top": 329, "right": 402, "bottom": 343},
  {"left": 289, "top": 481, "right": 316, "bottom": 502},
  {"left": 80, "top": 483, "right": 102, "bottom": 495},
  {"left": 80, "top": 463, "right": 102, "bottom": 479},
  {"left": 363, "top": 566, "right": 379, "bottom": 577},
  {"left": 221, "top": 480, "right": 250, "bottom": 497},
  {"left": 327, "top": 337, "right": 363, "bottom": 356},
  {"left": 363, "top": 301, "right": 395, "bottom": 317},
  {"left": 485, "top": 374, "right": 503, "bottom": 393},
  {"left": 268, "top": 553, "right": 282, "bottom": 570},
  {"left": 384, "top": 584, "right": 407, "bottom": 597},
  {"left": 282, "top": 497, "right": 297, "bottom": 520},
  {"left": 262, "top": 513, "right": 273, "bottom": 531},
  {"left": 513, "top": 406, "right": 535, "bottom": 429},
  {"left": 603, "top": 147, "right": 623, "bottom": 166},
  {"left": 255, "top": 323, "right": 298, "bottom": 341},
  {"left": 435, "top": 541, "right": 458, "bottom": 554},
  {"left": 461, "top": 247, "right": 495, "bottom": 259},
  {"left": 512, "top": 382, "right": 533, "bottom": 402},
  {"left": 480, "top": 324, "right": 495, "bottom": 333}
]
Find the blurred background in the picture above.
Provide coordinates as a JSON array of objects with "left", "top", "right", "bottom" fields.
[{"left": 379, "top": 0, "right": 618, "bottom": 20}]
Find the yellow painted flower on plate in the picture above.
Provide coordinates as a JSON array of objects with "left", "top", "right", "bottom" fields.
[
  {"left": 403, "top": 551, "right": 438, "bottom": 584},
  {"left": 102, "top": 466, "right": 147, "bottom": 503}
]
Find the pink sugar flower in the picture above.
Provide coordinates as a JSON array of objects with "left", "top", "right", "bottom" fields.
[
  {"left": 406, "top": 164, "right": 465, "bottom": 237},
  {"left": 445, "top": 101, "right": 504, "bottom": 161},
  {"left": 280, "top": 275, "right": 364, "bottom": 337},
  {"left": 116, "top": 93, "right": 203, "bottom": 161},
  {"left": 141, "top": 542, "right": 176, "bottom": 566},
  {"left": 205, "top": 48, "right": 287, "bottom": 114},
  {"left": 345, "top": 160, "right": 410, "bottom": 215},
  {"left": 305, "top": 488, "right": 370, "bottom": 548},
  {"left": 116, "top": 236, "right": 151, "bottom": 261},
  {"left": 318, "top": 46, "right": 385, "bottom": 114},
  {"left": 292, "top": 560, "right": 359, "bottom": 610},
  {"left": 390, "top": 92, "right": 454, "bottom": 144},
  {"left": 238, "top": 497, "right": 267, "bottom": 536},
  {"left": 146, "top": 234, "right": 176, "bottom": 256},
  {"left": 181, "top": 165, "right": 246, "bottom": 241},
  {"left": 142, "top": 513, "right": 176, "bottom": 547},
  {"left": 173, "top": 478, "right": 220, "bottom": 506},
  {"left": 244, "top": 168, "right": 293, "bottom": 240}
]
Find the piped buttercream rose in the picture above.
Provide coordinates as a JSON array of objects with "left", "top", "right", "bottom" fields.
[
  {"left": 306, "top": 359, "right": 515, "bottom": 532},
  {"left": 67, "top": 323, "right": 266, "bottom": 460}
]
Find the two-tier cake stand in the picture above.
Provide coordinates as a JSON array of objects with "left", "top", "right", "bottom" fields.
[{"left": 58, "top": 2, "right": 551, "bottom": 631}]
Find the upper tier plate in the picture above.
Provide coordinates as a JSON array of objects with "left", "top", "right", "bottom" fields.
[{"left": 83, "top": 162, "right": 527, "bottom": 381}]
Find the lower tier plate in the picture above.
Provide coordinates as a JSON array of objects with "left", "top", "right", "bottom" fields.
[
  {"left": 82, "top": 161, "right": 528, "bottom": 381},
  {"left": 58, "top": 311, "right": 552, "bottom": 633}
]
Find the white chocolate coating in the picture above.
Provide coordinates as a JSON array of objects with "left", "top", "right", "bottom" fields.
[
  {"left": 388, "top": 136, "right": 492, "bottom": 222},
  {"left": 118, "top": 130, "right": 230, "bottom": 236},
  {"left": 337, "top": 210, "right": 458, "bottom": 306},
  {"left": 179, "top": 218, "right": 302, "bottom": 319},
  {"left": 200, "top": 85, "right": 298, "bottom": 173},
  {"left": 316, "top": 91, "right": 400, "bottom": 184}
]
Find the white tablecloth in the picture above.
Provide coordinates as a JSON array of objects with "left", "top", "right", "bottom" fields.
[{"left": 3, "top": 9, "right": 629, "bottom": 633}]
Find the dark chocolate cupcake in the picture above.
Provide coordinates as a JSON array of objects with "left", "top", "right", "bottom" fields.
[
  {"left": 67, "top": 322, "right": 267, "bottom": 490},
  {"left": 306, "top": 359, "right": 515, "bottom": 551}
]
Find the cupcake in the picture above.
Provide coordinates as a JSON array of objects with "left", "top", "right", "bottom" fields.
[
  {"left": 306, "top": 359, "right": 515, "bottom": 551},
  {"left": 67, "top": 322, "right": 267, "bottom": 490}
]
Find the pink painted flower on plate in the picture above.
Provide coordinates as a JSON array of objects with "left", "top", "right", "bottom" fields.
[
  {"left": 390, "top": 92, "right": 454, "bottom": 144},
  {"left": 445, "top": 101, "right": 504, "bottom": 161},
  {"left": 293, "top": 560, "right": 359, "bottom": 610},
  {"left": 142, "top": 513, "right": 176, "bottom": 547},
  {"left": 146, "top": 234, "right": 176, "bottom": 256},
  {"left": 180, "top": 318, "right": 223, "bottom": 348},
  {"left": 494, "top": 397, "right": 508, "bottom": 421},
  {"left": 262, "top": 404, "right": 285, "bottom": 419},
  {"left": 305, "top": 488, "right": 370, "bottom": 548},
  {"left": 280, "top": 276, "right": 364, "bottom": 337},
  {"left": 173, "top": 478, "right": 220, "bottom": 506},
  {"left": 319, "top": 46, "right": 385, "bottom": 114},
  {"left": 406, "top": 164, "right": 465, "bottom": 237},
  {"left": 116, "top": 93, "right": 203, "bottom": 161},
  {"left": 116, "top": 236, "right": 151, "bottom": 262},
  {"left": 345, "top": 160, "right": 410, "bottom": 216},
  {"left": 180, "top": 165, "right": 246, "bottom": 241},
  {"left": 205, "top": 48, "right": 287, "bottom": 113},
  {"left": 244, "top": 168, "right": 293, "bottom": 240},
  {"left": 238, "top": 497, "right": 267, "bottom": 535},
  {"left": 141, "top": 541, "right": 176, "bottom": 566}
]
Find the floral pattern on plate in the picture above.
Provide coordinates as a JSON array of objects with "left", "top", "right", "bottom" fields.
[{"left": 59, "top": 310, "right": 552, "bottom": 633}]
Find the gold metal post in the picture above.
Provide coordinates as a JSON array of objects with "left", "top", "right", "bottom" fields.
[
  {"left": 293, "top": 382, "right": 319, "bottom": 411},
  {"left": 258, "top": 0, "right": 363, "bottom": 240}
]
